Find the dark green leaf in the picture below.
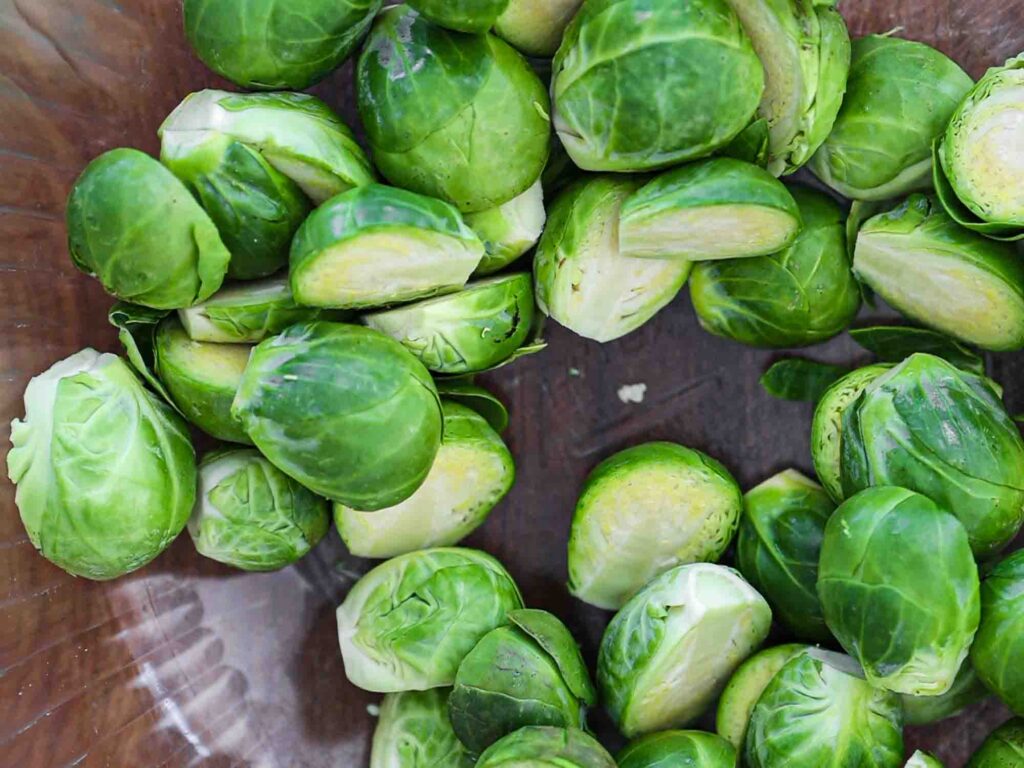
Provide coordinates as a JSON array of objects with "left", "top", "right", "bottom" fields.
[
  {"left": 849, "top": 325, "right": 984, "bottom": 373},
  {"left": 760, "top": 359, "right": 848, "bottom": 403},
  {"left": 434, "top": 379, "right": 509, "bottom": 433}
]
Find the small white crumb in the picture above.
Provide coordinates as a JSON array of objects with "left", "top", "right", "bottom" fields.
[
  {"left": 568, "top": 367, "right": 581, "bottom": 377},
  {"left": 367, "top": 703, "right": 380, "bottom": 717},
  {"left": 617, "top": 383, "right": 647, "bottom": 404}
]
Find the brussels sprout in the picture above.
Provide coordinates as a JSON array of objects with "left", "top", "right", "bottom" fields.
[
  {"left": 619, "top": 159, "right": 801, "bottom": 261},
  {"left": 405, "top": 0, "right": 508, "bottom": 32},
  {"left": 159, "top": 90, "right": 374, "bottom": 204},
  {"left": 598, "top": 563, "right": 772, "bottom": 737},
  {"left": 363, "top": 274, "right": 535, "bottom": 375},
  {"left": 475, "top": 727, "right": 616, "bottom": 768},
  {"left": 358, "top": 7, "right": 550, "bottom": 213},
  {"left": 290, "top": 185, "right": 484, "bottom": 309},
  {"left": 371, "top": 689, "right": 474, "bottom": 768},
  {"left": 493, "top": 0, "right": 584, "bottom": 58},
  {"left": 722, "top": 0, "right": 850, "bottom": 176},
  {"left": 534, "top": 177, "right": 691, "bottom": 343},
  {"left": 818, "top": 486, "right": 980, "bottom": 696},
  {"left": 839, "top": 353, "right": 1024, "bottom": 557},
  {"left": 810, "top": 35, "right": 972, "bottom": 201},
  {"left": 336, "top": 547, "right": 523, "bottom": 691},
  {"left": 178, "top": 276, "right": 328, "bottom": 344},
  {"left": 901, "top": 661, "right": 989, "bottom": 726},
  {"left": 736, "top": 470, "right": 832, "bottom": 641},
  {"left": 852, "top": 194, "right": 1024, "bottom": 351},
  {"left": 552, "top": 0, "right": 764, "bottom": 172},
  {"left": 66, "top": 149, "right": 231, "bottom": 309},
  {"left": 188, "top": 449, "right": 329, "bottom": 571},
  {"left": 465, "top": 182, "right": 546, "bottom": 276},
  {"left": 154, "top": 317, "right": 252, "bottom": 444},
  {"left": 759, "top": 358, "right": 847, "bottom": 403},
  {"left": 160, "top": 131, "right": 310, "bottom": 280},
  {"left": 849, "top": 326, "right": 985, "bottom": 374},
  {"left": 967, "top": 719, "right": 1024, "bottom": 768},
  {"left": 568, "top": 442, "right": 742, "bottom": 611},
  {"left": 7, "top": 350, "right": 196, "bottom": 580},
  {"left": 937, "top": 55, "right": 1024, "bottom": 240},
  {"left": 449, "top": 609, "right": 596, "bottom": 754},
  {"left": 183, "top": 0, "right": 381, "bottom": 90},
  {"left": 971, "top": 549, "right": 1024, "bottom": 715},
  {"left": 335, "top": 401, "right": 514, "bottom": 558},
  {"left": 716, "top": 644, "right": 807, "bottom": 752},
  {"left": 690, "top": 186, "right": 860, "bottom": 348},
  {"left": 905, "top": 752, "right": 945, "bottom": 768},
  {"left": 810, "top": 364, "right": 890, "bottom": 501},
  {"left": 745, "top": 649, "right": 904, "bottom": 768},
  {"left": 618, "top": 730, "right": 737, "bottom": 768},
  {"left": 232, "top": 322, "right": 443, "bottom": 511}
]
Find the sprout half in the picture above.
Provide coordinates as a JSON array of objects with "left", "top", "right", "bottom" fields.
[
  {"left": 475, "top": 727, "right": 616, "bottom": 768},
  {"left": 371, "top": 689, "right": 474, "bottom": 768},
  {"left": 465, "top": 181, "right": 546, "bottom": 276},
  {"left": 967, "top": 720, "right": 1024, "bottom": 768},
  {"left": 971, "top": 549, "right": 1024, "bottom": 716},
  {"left": 618, "top": 731, "right": 737, "bottom": 768}
]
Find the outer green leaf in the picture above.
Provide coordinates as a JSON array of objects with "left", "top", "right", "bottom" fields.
[
  {"left": 849, "top": 326, "right": 984, "bottom": 374},
  {"left": 971, "top": 550, "right": 1024, "bottom": 716},
  {"left": 433, "top": 381, "right": 509, "bottom": 433},
  {"left": 759, "top": 359, "right": 848, "bottom": 403},
  {"left": 108, "top": 302, "right": 175, "bottom": 404}
]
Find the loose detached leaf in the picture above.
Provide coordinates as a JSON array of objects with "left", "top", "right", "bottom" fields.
[
  {"left": 849, "top": 325, "right": 984, "bottom": 373},
  {"left": 760, "top": 359, "right": 848, "bottom": 403}
]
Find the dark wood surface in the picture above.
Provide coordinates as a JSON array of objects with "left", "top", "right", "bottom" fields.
[{"left": 1, "top": 1, "right": 1022, "bottom": 766}]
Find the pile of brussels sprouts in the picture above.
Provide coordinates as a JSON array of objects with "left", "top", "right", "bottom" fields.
[{"left": 6, "top": 0, "right": 1024, "bottom": 764}]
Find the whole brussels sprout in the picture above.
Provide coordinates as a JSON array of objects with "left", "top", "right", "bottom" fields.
[
  {"left": 493, "top": 0, "right": 584, "bottom": 58},
  {"left": 852, "top": 194, "right": 1024, "bottom": 351},
  {"left": 465, "top": 181, "right": 546, "bottom": 276},
  {"left": 901, "top": 661, "right": 990, "bottom": 726},
  {"left": 690, "top": 186, "right": 860, "bottom": 348},
  {"left": 971, "top": 549, "right": 1024, "bottom": 715},
  {"left": 618, "top": 159, "right": 802, "bottom": 261},
  {"left": 336, "top": 547, "right": 523, "bottom": 691},
  {"left": 568, "top": 442, "right": 742, "bottom": 611},
  {"left": 475, "top": 727, "right": 616, "bottom": 768},
  {"left": 906, "top": 752, "right": 945, "bottom": 768},
  {"left": 534, "top": 177, "right": 691, "bottom": 343},
  {"left": 839, "top": 353, "right": 1024, "bottom": 557},
  {"left": 449, "top": 609, "right": 596, "bottom": 754},
  {"left": 357, "top": 6, "right": 550, "bottom": 213},
  {"left": 967, "top": 719, "right": 1024, "bottom": 768},
  {"left": 371, "top": 689, "right": 474, "bottom": 768},
  {"left": 617, "top": 730, "right": 737, "bottom": 768},
  {"left": 598, "top": 563, "right": 771, "bottom": 737},
  {"left": 810, "top": 35, "right": 972, "bottom": 201},
  {"left": 736, "top": 470, "right": 832, "bottom": 641},
  {"left": 290, "top": 184, "right": 484, "bottom": 309},
  {"left": 188, "top": 449, "right": 330, "bottom": 571},
  {"left": 183, "top": 0, "right": 381, "bottom": 90},
  {"left": 7, "top": 350, "right": 196, "bottom": 580},
  {"left": 232, "top": 322, "right": 443, "bottom": 511},
  {"left": 66, "top": 149, "right": 231, "bottom": 309},
  {"left": 818, "top": 486, "right": 980, "bottom": 696},
  {"left": 745, "top": 649, "right": 904, "bottom": 768},
  {"left": 552, "top": 0, "right": 764, "bottom": 172}
]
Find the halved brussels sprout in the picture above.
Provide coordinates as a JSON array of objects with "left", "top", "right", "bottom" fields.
[
  {"left": 494, "top": 0, "right": 584, "bottom": 58},
  {"left": 406, "top": 0, "right": 508, "bottom": 32},
  {"left": 363, "top": 274, "right": 535, "bottom": 375},
  {"left": 568, "top": 442, "right": 742, "bottom": 611},
  {"left": 818, "top": 487, "right": 980, "bottom": 696},
  {"left": 290, "top": 185, "right": 484, "bottom": 309},
  {"left": 598, "top": 563, "right": 772, "bottom": 737},
  {"left": 723, "top": 0, "right": 850, "bottom": 175},
  {"left": 154, "top": 317, "right": 252, "bottom": 444},
  {"left": 906, "top": 752, "right": 945, "bottom": 768},
  {"left": 967, "top": 719, "right": 1024, "bottom": 768},
  {"left": 852, "top": 194, "right": 1024, "bottom": 351},
  {"left": 937, "top": 55, "right": 1024, "bottom": 240},
  {"left": 810, "top": 363, "right": 890, "bottom": 502},
  {"left": 449, "top": 609, "right": 596, "bottom": 754},
  {"left": 7, "top": 350, "right": 196, "bottom": 580},
  {"left": 475, "top": 727, "right": 616, "bottom": 768},
  {"left": 716, "top": 644, "right": 807, "bottom": 752},
  {"left": 901, "top": 662, "right": 990, "bottom": 726},
  {"left": 810, "top": 35, "right": 972, "bottom": 201},
  {"left": 358, "top": 7, "right": 550, "bottom": 213},
  {"left": 371, "top": 689, "right": 474, "bottom": 768},
  {"left": 159, "top": 90, "right": 374, "bottom": 204},
  {"left": 336, "top": 547, "right": 523, "bottom": 691},
  {"left": 66, "top": 149, "right": 231, "bottom": 309},
  {"left": 618, "top": 731, "right": 737, "bottom": 768},
  {"left": 736, "top": 470, "right": 832, "bottom": 641},
  {"left": 534, "top": 177, "right": 691, "bottom": 343},
  {"left": 188, "top": 449, "right": 329, "bottom": 571},
  {"left": 335, "top": 400, "right": 514, "bottom": 558},
  {"left": 232, "top": 322, "right": 443, "bottom": 511},
  {"left": 465, "top": 181, "right": 546, "bottom": 276},
  {"left": 619, "top": 159, "right": 801, "bottom": 261},
  {"left": 552, "top": 0, "right": 764, "bottom": 172},
  {"left": 690, "top": 186, "right": 860, "bottom": 348},
  {"left": 183, "top": 0, "right": 381, "bottom": 90},
  {"left": 745, "top": 649, "right": 903, "bottom": 768},
  {"left": 971, "top": 549, "right": 1024, "bottom": 716},
  {"left": 178, "top": 276, "right": 327, "bottom": 344},
  {"left": 840, "top": 354, "right": 1024, "bottom": 557}
]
